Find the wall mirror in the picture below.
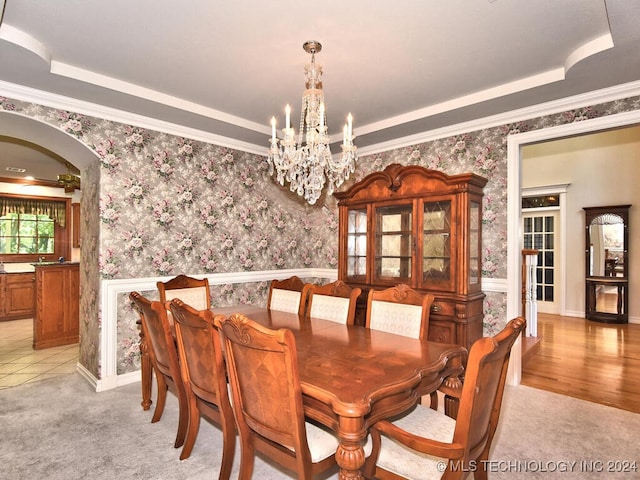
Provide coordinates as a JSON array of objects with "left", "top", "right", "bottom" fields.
[{"left": 584, "top": 205, "right": 630, "bottom": 323}]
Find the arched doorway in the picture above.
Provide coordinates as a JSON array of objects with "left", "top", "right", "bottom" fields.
[{"left": 0, "top": 111, "right": 100, "bottom": 378}]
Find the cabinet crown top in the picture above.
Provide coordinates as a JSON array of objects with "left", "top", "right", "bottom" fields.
[{"left": 334, "top": 163, "right": 487, "bottom": 203}]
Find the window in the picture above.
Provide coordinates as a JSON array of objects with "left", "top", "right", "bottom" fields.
[
  {"left": 1, "top": 213, "right": 55, "bottom": 254},
  {"left": 0, "top": 195, "right": 70, "bottom": 262},
  {"left": 522, "top": 195, "right": 559, "bottom": 209}
]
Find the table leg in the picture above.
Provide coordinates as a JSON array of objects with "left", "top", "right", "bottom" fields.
[
  {"left": 443, "top": 374, "right": 463, "bottom": 419},
  {"left": 138, "top": 321, "right": 153, "bottom": 410},
  {"left": 334, "top": 417, "right": 367, "bottom": 480},
  {"left": 336, "top": 441, "right": 366, "bottom": 480}
]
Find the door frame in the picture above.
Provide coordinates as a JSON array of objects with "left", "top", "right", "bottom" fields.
[
  {"left": 506, "top": 109, "right": 640, "bottom": 386},
  {"left": 521, "top": 185, "right": 569, "bottom": 315}
]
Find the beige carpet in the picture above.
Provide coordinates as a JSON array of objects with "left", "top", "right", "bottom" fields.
[{"left": 0, "top": 373, "right": 638, "bottom": 479}]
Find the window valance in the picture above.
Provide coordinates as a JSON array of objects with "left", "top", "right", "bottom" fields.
[{"left": 0, "top": 197, "right": 67, "bottom": 227}]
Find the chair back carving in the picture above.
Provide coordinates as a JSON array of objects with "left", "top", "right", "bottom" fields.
[
  {"left": 267, "top": 276, "right": 308, "bottom": 316},
  {"left": 366, "top": 284, "right": 434, "bottom": 339},
  {"left": 130, "top": 291, "right": 188, "bottom": 449},
  {"left": 217, "top": 313, "right": 337, "bottom": 479},
  {"left": 158, "top": 274, "right": 210, "bottom": 311},
  {"left": 305, "top": 280, "right": 361, "bottom": 325},
  {"left": 169, "top": 299, "right": 236, "bottom": 470}
]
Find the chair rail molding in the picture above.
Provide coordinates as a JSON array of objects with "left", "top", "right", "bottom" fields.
[
  {"left": 87, "top": 268, "right": 508, "bottom": 392},
  {"left": 86, "top": 265, "right": 511, "bottom": 392},
  {"left": 94, "top": 268, "right": 337, "bottom": 391}
]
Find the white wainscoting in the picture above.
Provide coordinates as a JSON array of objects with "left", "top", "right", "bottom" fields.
[
  {"left": 93, "top": 268, "right": 336, "bottom": 392},
  {"left": 92, "top": 269, "right": 506, "bottom": 392}
]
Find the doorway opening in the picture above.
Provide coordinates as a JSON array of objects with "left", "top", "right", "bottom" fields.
[{"left": 507, "top": 110, "right": 640, "bottom": 386}]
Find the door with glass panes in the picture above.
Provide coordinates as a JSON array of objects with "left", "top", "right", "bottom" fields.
[{"left": 523, "top": 210, "right": 560, "bottom": 314}]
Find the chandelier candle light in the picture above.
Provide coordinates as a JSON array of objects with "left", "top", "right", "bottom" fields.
[{"left": 268, "top": 41, "right": 357, "bottom": 205}]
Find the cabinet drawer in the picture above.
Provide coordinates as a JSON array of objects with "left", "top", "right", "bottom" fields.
[
  {"left": 430, "top": 296, "right": 484, "bottom": 320},
  {"left": 430, "top": 300, "right": 455, "bottom": 317},
  {"left": 6, "top": 273, "right": 36, "bottom": 285}
]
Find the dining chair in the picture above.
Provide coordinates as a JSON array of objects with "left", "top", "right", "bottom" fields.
[
  {"left": 365, "top": 284, "right": 434, "bottom": 340},
  {"left": 216, "top": 313, "right": 339, "bottom": 479},
  {"left": 267, "top": 275, "right": 309, "bottom": 316},
  {"left": 305, "top": 280, "right": 361, "bottom": 325},
  {"left": 366, "top": 284, "right": 437, "bottom": 408},
  {"left": 169, "top": 299, "right": 236, "bottom": 476},
  {"left": 363, "top": 316, "right": 526, "bottom": 480},
  {"left": 157, "top": 274, "right": 211, "bottom": 311},
  {"left": 129, "top": 292, "right": 188, "bottom": 450}
]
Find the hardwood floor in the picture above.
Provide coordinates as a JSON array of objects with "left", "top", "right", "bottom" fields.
[{"left": 521, "top": 313, "right": 640, "bottom": 414}]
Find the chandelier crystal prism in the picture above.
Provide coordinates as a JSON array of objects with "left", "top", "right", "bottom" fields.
[{"left": 267, "top": 41, "right": 357, "bottom": 205}]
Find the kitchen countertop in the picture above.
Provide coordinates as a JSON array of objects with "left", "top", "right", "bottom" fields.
[
  {"left": 1, "top": 263, "right": 35, "bottom": 273},
  {"left": 1, "top": 262, "right": 80, "bottom": 274}
]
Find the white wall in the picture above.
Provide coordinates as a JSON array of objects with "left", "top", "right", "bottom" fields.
[{"left": 522, "top": 125, "right": 640, "bottom": 320}]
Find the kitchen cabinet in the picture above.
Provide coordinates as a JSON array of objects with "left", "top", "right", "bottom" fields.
[
  {"left": 72, "top": 202, "right": 81, "bottom": 248},
  {"left": 33, "top": 263, "right": 80, "bottom": 349},
  {"left": 0, "top": 272, "right": 36, "bottom": 321},
  {"left": 335, "top": 163, "right": 487, "bottom": 350}
]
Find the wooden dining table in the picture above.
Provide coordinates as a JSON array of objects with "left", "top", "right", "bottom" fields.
[{"left": 139, "top": 304, "right": 466, "bottom": 480}]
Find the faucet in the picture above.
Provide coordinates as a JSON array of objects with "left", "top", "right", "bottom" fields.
[{"left": 39, "top": 256, "right": 45, "bottom": 263}]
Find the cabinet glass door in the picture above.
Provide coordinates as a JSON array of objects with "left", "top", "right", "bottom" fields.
[
  {"left": 346, "top": 208, "right": 368, "bottom": 279},
  {"left": 422, "top": 200, "right": 451, "bottom": 287},
  {"left": 469, "top": 200, "right": 480, "bottom": 285},
  {"left": 374, "top": 204, "right": 413, "bottom": 283}
]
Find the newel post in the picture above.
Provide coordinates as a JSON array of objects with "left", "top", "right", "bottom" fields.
[{"left": 521, "top": 249, "right": 538, "bottom": 337}]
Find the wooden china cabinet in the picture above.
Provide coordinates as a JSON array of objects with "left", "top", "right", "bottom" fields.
[{"left": 334, "top": 163, "right": 488, "bottom": 350}]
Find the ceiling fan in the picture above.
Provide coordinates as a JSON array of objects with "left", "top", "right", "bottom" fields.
[{"left": 57, "top": 161, "right": 81, "bottom": 192}]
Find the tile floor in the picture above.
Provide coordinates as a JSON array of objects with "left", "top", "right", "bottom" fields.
[{"left": 0, "top": 318, "right": 79, "bottom": 389}]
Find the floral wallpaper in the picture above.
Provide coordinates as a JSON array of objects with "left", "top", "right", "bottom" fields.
[
  {"left": 78, "top": 160, "right": 101, "bottom": 377},
  {"left": 96, "top": 133, "right": 338, "bottom": 279},
  {"left": 1, "top": 94, "right": 639, "bottom": 379}
]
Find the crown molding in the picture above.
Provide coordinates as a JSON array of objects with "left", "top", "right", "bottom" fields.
[
  {"left": 358, "top": 80, "right": 640, "bottom": 157},
  {"left": 0, "top": 80, "right": 268, "bottom": 156},
  {"left": 2, "top": 78, "right": 639, "bottom": 160}
]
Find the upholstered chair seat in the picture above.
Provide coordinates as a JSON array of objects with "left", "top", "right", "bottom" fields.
[
  {"left": 364, "top": 317, "right": 527, "bottom": 480},
  {"left": 375, "top": 404, "right": 455, "bottom": 479}
]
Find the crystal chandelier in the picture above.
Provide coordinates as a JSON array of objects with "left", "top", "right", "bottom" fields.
[{"left": 267, "top": 41, "right": 357, "bottom": 205}]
